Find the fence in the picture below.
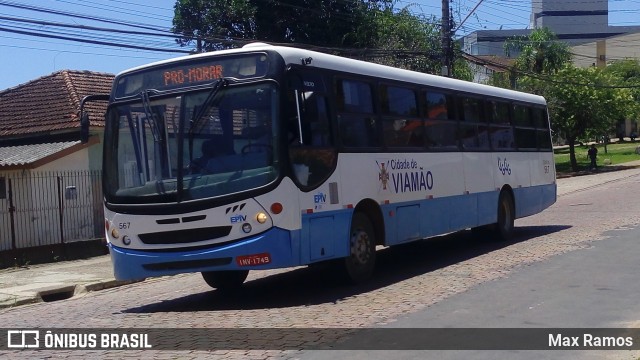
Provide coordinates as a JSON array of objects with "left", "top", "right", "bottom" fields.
[{"left": 0, "top": 170, "right": 104, "bottom": 253}]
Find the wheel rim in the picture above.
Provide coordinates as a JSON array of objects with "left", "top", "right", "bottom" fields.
[{"left": 351, "top": 228, "right": 372, "bottom": 265}]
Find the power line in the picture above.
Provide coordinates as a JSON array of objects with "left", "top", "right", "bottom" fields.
[
  {"left": 464, "top": 51, "right": 640, "bottom": 89},
  {"left": 0, "top": 0, "right": 168, "bottom": 32},
  {"left": 0, "top": 39, "right": 165, "bottom": 60},
  {"left": 0, "top": 14, "right": 177, "bottom": 40},
  {"left": 0, "top": 25, "right": 190, "bottom": 53}
]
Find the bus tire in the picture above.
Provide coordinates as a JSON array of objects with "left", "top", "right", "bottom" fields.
[
  {"left": 343, "top": 212, "right": 377, "bottom": 284},
  {"left": 201, "top": 270, "right": 249, "bottom": 290},
  {"left": 495, "top": 190, "right": 515, "bottom": 241}
]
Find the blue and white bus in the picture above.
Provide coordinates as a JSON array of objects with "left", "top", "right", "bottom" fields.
[{"left": 83, "top": 43, "right": 556, "bottom": 288}]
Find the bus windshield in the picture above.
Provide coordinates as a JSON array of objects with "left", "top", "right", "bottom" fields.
[{"left": 103, "top": 81, "right": 279, "bottom": 204}]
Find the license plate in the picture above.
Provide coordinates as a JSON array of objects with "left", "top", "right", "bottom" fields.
[{"left": 236, "top": 253, "right": 271, "bottom": 266}]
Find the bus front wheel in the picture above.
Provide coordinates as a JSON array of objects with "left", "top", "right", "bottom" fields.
[
  {"left": 343, "top": 212, "right": 377, "bottom": 284},
  {"left": 201, "top": 270, "right": 249, "bottom": 290}
]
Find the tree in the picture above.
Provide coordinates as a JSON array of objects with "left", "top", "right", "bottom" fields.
[
  {"left": 171, "top": 1, "right": 460, "bottom": 79},
  {"left": 505, "top": 27, "right": 571, "bottom": 76},
  {"left": 172, "top": 0, "right": 391, "bottom": 51},
  {"left": 352, "top": 8, "right": 442, "bottom": 74},
  {"left": 172, "top": 0, "right": 257, "bottom": 51},
  {"left": 502, "top": 28, "right": 634, "bottom": 172},
  {"left": 337, "top": 4, "right": 470, "bottom": 79},
  {"left": 603, "top": 59, "right": 640, "bottom": 138},
  {"left": 541, "top": 65, "right": 634, "bottom": 171}
]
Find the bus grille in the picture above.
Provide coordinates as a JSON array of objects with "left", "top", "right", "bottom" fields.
[
  {"left": 138, "top": 226, "right": 232, "bottom": 245},
  {"left": 143, "top": 257, "right": 232, "bottom": 271}
]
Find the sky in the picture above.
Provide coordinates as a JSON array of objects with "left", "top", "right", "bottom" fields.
[{"left": 0, "top": 0, "right": 639, "bottom": 91}]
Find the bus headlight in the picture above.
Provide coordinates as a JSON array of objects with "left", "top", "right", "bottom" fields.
[
  {"left": 111, "top": 228, "right": 120, "bottom": 239},
  {"left": 242, "top": 223, "right": 252, "bottom": 233},
  {"left": 256, "top": 212, "right": 268, "bottom": 224}
]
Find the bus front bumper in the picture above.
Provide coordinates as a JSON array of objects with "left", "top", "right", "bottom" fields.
[{"left": 108, "top": 227, "right": 299, "bottom": 281}]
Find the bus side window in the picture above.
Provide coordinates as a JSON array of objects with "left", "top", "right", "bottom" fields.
[
  {"left": 459, "top": 97, "right": 481, "bottom": 150},
  {"left": 533, "top": 107, "right": 552, "bottom": 150},
  {"left": 381, "top": 85, "right": 421, "bottom": 148},
  {"left": 424, "top": 91, "right": 458, "bottom": 150},
  {"left": 513, "top": 104, "right": 537, "bottom": 150},
  {"left": 305, "top": 95, "right": 331, "bottom": 146},
  {"left": 489, "top": 100, "right": 515, "bottom": 151},
  {"left": 336, "top": 79, "right": 378, "bottom": 148}
]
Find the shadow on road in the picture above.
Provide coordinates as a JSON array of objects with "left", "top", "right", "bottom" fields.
[{"left": 123, "top": 225, "right": 571, "bottom": 313}]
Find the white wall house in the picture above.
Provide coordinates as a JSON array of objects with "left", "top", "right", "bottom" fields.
[{"left": 0, "top": 70, "right": 113, "bottom": 265}]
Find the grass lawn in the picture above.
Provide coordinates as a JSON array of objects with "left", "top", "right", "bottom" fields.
[{"left": 554, "top": 141, "right": 640, "bottom": 174}]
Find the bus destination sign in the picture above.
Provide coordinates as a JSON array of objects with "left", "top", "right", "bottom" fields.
[
  {"left": 115, "top": 53, "right": 269, "bottom": 98},
  {"left": 163, "top": 65, "right": 223, "bottom": 87}
]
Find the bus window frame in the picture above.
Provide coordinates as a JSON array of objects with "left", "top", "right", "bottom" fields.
[
  {"left": 457, "top": 94, "right": 491, "bottom": 152},
  {"left": 334, "top": 76, "right": 381, "bottom": 152},
  {"left": 422, "top": 88, "right": 461, "bottom": 152},
  {"left": 285, "top": 67, "right": 339, "bottom": 190},
  {"left": 513, "top": 102, "right": 540, "bottom": 151},
  {"left": 379, "top": 82, "right": 423, "bottom": 150},
  {"left": 485, "top": 98, "right": 516, "bottom": 152}
]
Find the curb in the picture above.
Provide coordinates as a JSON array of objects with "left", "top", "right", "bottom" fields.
[
  {"left": 81, "top": 279, "right": 144, "bottom": 293},
  {"left": 0, "top": 295, "right": 40, "bottom": 309},
  {"left": 556, "top": 164, "right": 640, "bottom": 179},
  {"left": 0, "top": 279, "right": 144, "bottom": 310}
]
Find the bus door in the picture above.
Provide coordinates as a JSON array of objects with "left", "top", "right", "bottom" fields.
[
  {"left": 286, "top": 70, "right": 343, "bottom": 262},
  {"left": 286, "top": 70, "right": 337, "bottom": 188}
]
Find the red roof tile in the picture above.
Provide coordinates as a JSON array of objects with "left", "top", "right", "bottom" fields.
[{"left": 0, "top": 70, "right": 114, "bottom": 137}]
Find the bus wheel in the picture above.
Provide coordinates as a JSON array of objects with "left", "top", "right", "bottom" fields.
[
  {"left": 343, "top": 212, "right": 377, "bottom": 284},
  {"left": 201, "top": 270, "right": 249, "bottom": 290},
  {"left": 495, "top": 191, "right": 515, "bottom": 241}
]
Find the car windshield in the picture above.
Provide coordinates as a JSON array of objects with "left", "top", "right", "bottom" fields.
[{"left": 103, "top": 81, "right": 279, "bottom": 204}]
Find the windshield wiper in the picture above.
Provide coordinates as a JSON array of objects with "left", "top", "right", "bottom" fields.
[
  {"left": 188, "top": 78, "right": 228, "bottom": 136},
  {"left": 140, "top": 89, "right": 161, "bottom": 142}
]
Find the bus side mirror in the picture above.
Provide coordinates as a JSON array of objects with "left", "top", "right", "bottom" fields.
[
  {"left": 79, "top": 94, "right": 110, "bottom": 144},
  {"left": 80, "top": 112, "right": 90, "bottom": 143}
]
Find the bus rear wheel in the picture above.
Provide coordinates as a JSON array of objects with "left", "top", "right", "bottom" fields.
[
  {"left": 201, "top": 270, "right": 249, "bottom": 290},
  {"left": 471, "top": 191, "right": 515, "bottom": 242},
  {"left": 495, "top": 191, "right": 515, "bottom": 241},
  {"left": 343, "top": 212, "right": 377, "bottom": 284}
]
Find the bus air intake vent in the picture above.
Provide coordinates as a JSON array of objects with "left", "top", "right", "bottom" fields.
[
  {"left": 226, "top": 203, "right": 246, "bottom": 214},
  {"left": 138, "top": 226, "right": 232, "bottom": 245}
]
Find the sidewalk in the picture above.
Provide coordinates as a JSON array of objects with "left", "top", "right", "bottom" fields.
[
  {"left": 2, "top": 160, "right": 640, "bottom": 310},
  {"left": 0, "top": 254, "right": 139, "bottom": 309}
]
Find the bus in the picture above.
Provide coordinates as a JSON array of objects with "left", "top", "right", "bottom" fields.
[{"left": 81, "top": 43, "right": 556, "bottom": 289}]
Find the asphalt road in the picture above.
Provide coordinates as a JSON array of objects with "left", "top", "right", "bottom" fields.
[{"left": 293, "top": 225, "right": 640, "bottom": 360}]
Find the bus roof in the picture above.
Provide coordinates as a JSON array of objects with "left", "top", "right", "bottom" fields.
[{"left": 118, "top": 43, "right": 546, "bottom": 106}]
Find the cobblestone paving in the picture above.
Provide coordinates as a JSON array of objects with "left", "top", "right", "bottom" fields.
[{"left": 2, "top": 168, "right": 640, "bottom": 359}]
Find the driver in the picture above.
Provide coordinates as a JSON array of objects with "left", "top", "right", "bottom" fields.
[
  {"left": 190, "top": 140, "right": 216, "bottom": 174},
  {"left": 190, "top": 137, "right": 234, "bottom": 174}
]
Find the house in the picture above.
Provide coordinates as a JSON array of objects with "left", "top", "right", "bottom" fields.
[
  {"left": 0, "top": 70, "right": 114, "bottom": 267},
  {"left": 463, "top": 53, "right": 515, "bottom": 85}
]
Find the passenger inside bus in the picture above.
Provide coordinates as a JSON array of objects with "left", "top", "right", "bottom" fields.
[{"left": 190, "top": 135, "right": 234, "bottom": 174}]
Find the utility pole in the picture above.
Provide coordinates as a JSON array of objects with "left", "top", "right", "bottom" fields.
[
  {"left": 197, "top": 38, "right": 203, "bottom": 53},
  {"left": 441, "top": 0, "right": 453, "bottom": 77}
]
